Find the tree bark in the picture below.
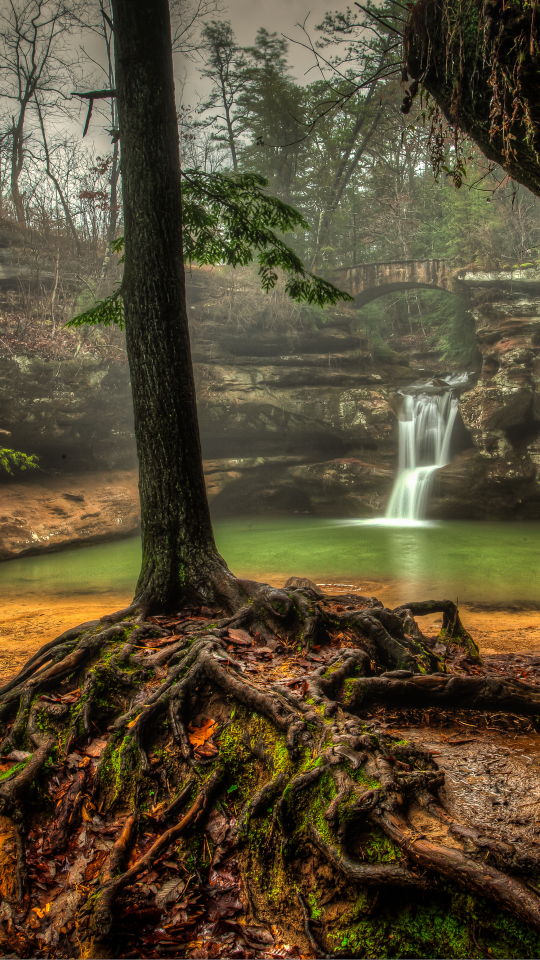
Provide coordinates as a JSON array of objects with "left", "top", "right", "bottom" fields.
[
  {"left": 10, "top": 112, "right": 27, "bottom": 224},
  {"left": 111, "top": 0, "right": 236, "bottom": 611}
]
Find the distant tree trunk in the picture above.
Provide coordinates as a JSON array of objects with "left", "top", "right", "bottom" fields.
[
  {"left": 106, "top": 138, "right": 120, "bottom": 243},
  {"left": 10, "top": 111, "right": 27, "bottom": 223},
  {"left": 111, "top": 0, "right": 238, "bottom": 612},
  {"left": 35, "top": 101, "right": 82, "bottom": 256},
  {"left": 223, "top": 91, "right": 239, "bottom": 172}
]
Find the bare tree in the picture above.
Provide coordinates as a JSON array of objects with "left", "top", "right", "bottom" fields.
[
  {"left": 169, "top": 0, "right": 224, "bottom": 59},
  {"left": 34, "top": 95, "right": 81, "bottom": 251},
  {"left": 0, "top": 0, "right": 84, "bottom": 224}
]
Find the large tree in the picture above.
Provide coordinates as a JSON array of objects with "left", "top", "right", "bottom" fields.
[
  {"left": 4, "top": 2, "right": 540, "bottom": 958},
  {"left": 110, "top": 0, "right": 239, "bottom": 614}
]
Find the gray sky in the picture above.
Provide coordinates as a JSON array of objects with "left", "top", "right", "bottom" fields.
[
  {"left": 181, "top": 0, "right": 342, "bottom": 101},
  {"left": 220, "top": 0, "right": 334, "bottom": 58},
  {"left": 85, "top": 0, "right": 343, "bottom": 150}
]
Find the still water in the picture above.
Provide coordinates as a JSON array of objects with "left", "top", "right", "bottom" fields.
[{"left": 1, "top": 518, "right": 540, "bottom": 606}]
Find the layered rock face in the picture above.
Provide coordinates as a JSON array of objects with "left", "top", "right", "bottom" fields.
[
  {"left": 3, "top": 257, "right": 540, "bottom": 559},
  {"left": 192, "top": 326, "right": 410, "bottom": 518},
  {"left": 0, "top": 355, "right": 136, "bottom": 474},
  {"left": 431, "top": 270, "right": 540, "bottom": 519}
]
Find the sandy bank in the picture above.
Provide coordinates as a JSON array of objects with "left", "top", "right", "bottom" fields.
[{"left": 0, "top": 593, "right": 131, "bottom": 684}]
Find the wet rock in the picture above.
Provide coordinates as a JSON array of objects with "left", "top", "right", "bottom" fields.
[{"left": 0, "top": 470, "right": 140, "bottom": 560}]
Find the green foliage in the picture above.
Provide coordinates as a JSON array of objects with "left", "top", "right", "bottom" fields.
[
  {"left": 181, "top": 170, "right": 351, "bottom": 306},
  {"left": 67, "top": 170, "right": 352, "bottom": 329},
  {"left": 357, "top": 288, "right": 480, "bottom": 368},
  {"left": 67, "top": 286, "right": 125, "bottom": 331},
  {"left": 0, "top": 448, "right": 39, "bottom": 475}
]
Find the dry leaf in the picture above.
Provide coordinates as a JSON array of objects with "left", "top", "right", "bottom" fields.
[
  {"left": 155, "top": 877, "right": 186, "bottom": 909},
  {"left": 59, "top": 689, "right": 81, "bottom": 704},
  {"left": 228, "top": 628, "right": 252, "bottom": 645},
  {"left": 188, "top": 719, "right": 217, "bottom": 748},
  {"left": 81, "top": 805, "right": 94, "bottom": 822},
  {"left": 32, "top": 903, "right": 51, "bottom": 919},
  {"left": 196, "top": 740, "right": 219, "bottom": 758},
  {"left": 6, "top": 749, "right": 32, "bottom": 762},
  {"left": 84, "top": 739, "right": 108, "bottom": 758}
]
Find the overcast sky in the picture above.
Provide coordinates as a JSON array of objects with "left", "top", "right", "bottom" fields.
[
  {"left": 84, "top": 0, "right": 343, "bottom": 151},
  {"left": 180, "top": 0, "right": 342, "bottom": 99}
]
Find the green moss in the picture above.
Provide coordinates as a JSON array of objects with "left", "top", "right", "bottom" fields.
[
  {"left": 349, "top": 766, "right": 380, "bottom": 790},
  {"left": 328, "top": 884, "right": 540, "bottom": 958},
  {"left": 308, "top": 890, "right": 323, "bottom": 921},
  {"left": 363, "top": 826, "right": 401, "bottom": 863},
  {"left": 0, "top": 760, "right": 26, "bottom": 781},
  {"left": 297, "top": 769, "right": 337, "bottom": 846}
]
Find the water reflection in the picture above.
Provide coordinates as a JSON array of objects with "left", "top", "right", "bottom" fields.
[{"left": 1, "top": 517, "right": 539, "bottom": 606}]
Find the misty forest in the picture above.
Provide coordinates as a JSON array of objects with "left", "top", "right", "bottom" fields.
[{"left": 2, "top": 0, "right": 540, "bottom": 956}]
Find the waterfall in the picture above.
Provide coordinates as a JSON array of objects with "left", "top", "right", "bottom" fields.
[{"left": 386, "top": 375, "right": 466, "bottom": 521}]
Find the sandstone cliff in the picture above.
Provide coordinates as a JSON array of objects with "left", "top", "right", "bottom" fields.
[{"left": 2, "top": 225, "right": 540, "bottom": 558}]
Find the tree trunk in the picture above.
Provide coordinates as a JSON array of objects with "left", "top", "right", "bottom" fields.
[
  {"left": 111, "top": 0, "right": 237, "bottom": 612},
  {"left": 106, "top": 137, "right": 120, "bottom": 244},
  {"left": 10, "top": 114, "right": 26, "bottom": 224}
]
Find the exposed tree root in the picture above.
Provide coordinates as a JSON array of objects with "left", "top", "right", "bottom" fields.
[{"left": 1, "top": 585, "right": 540, "bottom": 957}]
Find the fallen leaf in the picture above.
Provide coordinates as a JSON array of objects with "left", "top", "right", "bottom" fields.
[
  {"left": 155, "top": 876, "right": 186, "bottom": 909},
  {"left": 207, "top": 890, "right": 242, "bottom": 921},
  {"left": 188, "top": 719, "right": 217, "bottom": 748},
  {"left": 81, "top": 805, "right": 94, "bottom": 822},
  {"left": 228, "top": 629, "right": 252, "bottom": 645},
  {"left": 206, "top": 811, "right": 229, "bottom": 845},
  {"left": 195, "top": 740, "right": 219, "bottom": 758},
  {"left": 32, "top": 903, "right": 51, "bottom": 919},
  {"left": 84, "top": 739, "right": 108, "bottom": 758},
  {"left": 83, "top": 851, "right": 107, "bottom": 883},
  {"left": 59, "top": 690, "right": 81, "bottom": 704},
  {"left": 6, "top": 749, "right": 32, "bottom": 762}
]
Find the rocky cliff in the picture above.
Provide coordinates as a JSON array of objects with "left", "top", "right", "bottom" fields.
[
  {"left": 2, "top": 249, "right": 540, "bottom": 559},
  {"left": 431, "top": 269, "right": 540, "bottom": 519}
]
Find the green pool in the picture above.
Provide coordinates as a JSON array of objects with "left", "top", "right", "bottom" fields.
[{"left": 1, "top": 518, "right": 540, "bottom": 606}]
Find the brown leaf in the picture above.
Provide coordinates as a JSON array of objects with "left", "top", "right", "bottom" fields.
[
  {"left": 83, "top": 851, "right": 107, "bottom": 883},
  {"left": 228, "top": 629, "right": 252, "bottom": 645},
  {"left": 155, "top": 876, "right": 186, "bottom": 909},
  {"left": 54, "top": 779, "right": 74, "bottom": 806},
  {"left": 5, "top": 749, "right": 32, "bottom": 762},
  {"left": 59, "top": 690, "right": 81, "bottom": 704},
  {"left": 188, "top": 719, "right": 217, "bottom": 748},
  {"left": 206, "top": 811, "right": 229, "bottom": 845},
  {"left": 207, "top": 891, "right": 242, "bottom": 921},
  {"left": 84, "top": 739, "right": 108, "bottom": 758},
  {"left": 195, "top": 740, "right": 219, "bottom": 759}
]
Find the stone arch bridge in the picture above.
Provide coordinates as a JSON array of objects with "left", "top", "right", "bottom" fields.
[{"left": 333, "top": 258, "right": 454, "bottom": 306}]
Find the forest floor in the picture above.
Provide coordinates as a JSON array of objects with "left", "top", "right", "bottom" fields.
[
  {"left": 2, "top": 579, "right": 538, "bottom": 686},
  {"left": 3, "top": 578, "right": 540, "bottom": 958}
]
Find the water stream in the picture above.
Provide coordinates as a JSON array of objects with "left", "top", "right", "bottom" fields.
[{"left": 386, "top": 374, "right": 469, "bottom": 521}]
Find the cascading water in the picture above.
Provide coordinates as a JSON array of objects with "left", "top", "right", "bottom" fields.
[{"left": 386, "top": 374, "right": 469, "bottom": 521}]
